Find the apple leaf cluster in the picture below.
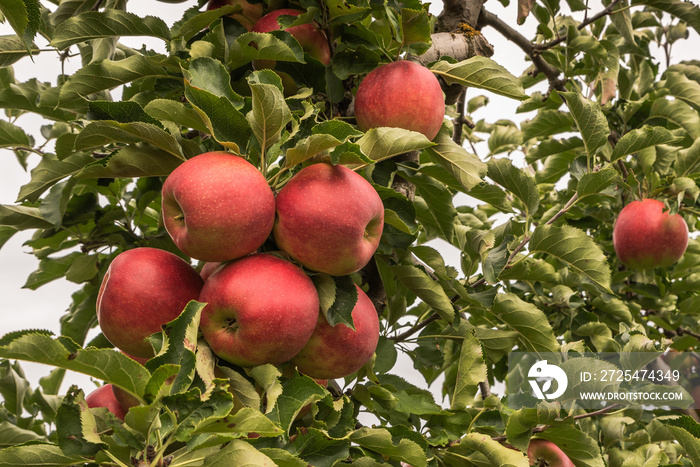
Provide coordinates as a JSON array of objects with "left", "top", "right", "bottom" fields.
[{"left": 1, "top": 0, "right": 700, "bottom": 466}]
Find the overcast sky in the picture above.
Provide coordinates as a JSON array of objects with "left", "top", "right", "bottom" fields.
[{"left": 1, "top": 0, "right": 697, "bottom": 398}]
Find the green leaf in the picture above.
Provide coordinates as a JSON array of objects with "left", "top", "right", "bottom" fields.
[
  {"left": 610, "top": 126, "right": 679, "bottom": 161},
  {"left": 144, "top": 99, "right": 210, "bottom": 134},
  {"left": 529, "top": 224, "right": 612, "bottom": 293},
  {"left": 631, "top": 0, "right": 700, "bottom": 36},
  {"left": 58, "top": 55, "right": 170, "bottom": 106},
  {"left": 576, "top": 165, "right": 621, "bottom": 200},
  {"left": 0, "top": 420, "right": 44, "bottom": 448},
  {"left": 0, "top": 35, "right": 38, "bottom": 67},
  {"left": 146, "top": 301, "right": 206, "bottom": 395},
  {"left": 228, "top": 31, "right": 306, "bottom": 70},
  {"left": 247, "top": 72, "right": 292, "bottom": 155},
  {"left": 17, "top": 152, "right": 94, "bottom": 202},
  {"left": 446, "top": 432, "right": 529, "bottom": 467},
  {"left": 676, "top": 138, "right": 700, "bottom": 177},
  {"left": 535, "top": 425, "right": 606, "bottom": 467},
  {"left": 172, "top": 5, "right": 236, "bottom": 41},
  {"left": 521, "top": 110, "right": 575, "bottom": 141},
  {"left": 287, "top": 427, "right": 350, "bottom": 466},
  {"left": 78, "top": 145, "right": 184, "bottom": 179},
  {"left": 357, "top": 127, "right": 433, "bottom": 163},
  {"left": 661, "top": 416, "right": 700, "bottom": 465},
  {"left": 391, "top": 264, "right": 455, "bottom": 323},
  {"left": 56, "top": 387, "right": 104, "bottom": 457},
  {"left": 491, "top": 293, "right": 560, "bottom": 353},
  {"left": 431, "top": 57, "right": 528, "bottom": 101},
  {"left": 268, "top": 375, "right": 328, "bottom": 435},
  {"left": 0, "top": 204, "right": 53, "bottom": 230},
  {"left": 312, "top": 274, "right": 358, "bottom": 329},
  {"left": 0, "top": 118, "right": 32, "bottom": 148},
  {"left": 203, "top": 439, "right": 277, "bottom": 466},
  {"left": 51, "top": 10, "right": 171, "bottom": 49},
  {"left": 285, "top": 133, "right": 344, "bottom": 167},
  {"left": 165, "top": 387, "right": 235, "bottom": 442},
  {"left": 451, "top": 330, "right": 488, "bottom": 410},
  {"left": 0, "top": 0, "right": 40, "bottom": 52},
  {"left": 426, "top": 130, "right": 487, "bottom": 192},
  {"left": 0, "top": 332, "right": 150, "bottom": 399},
  {"left": 184, "top": 60, "right": 251, "bottom": 153},
  {"left": 349, "top": 427, "right": 428, "bottom": 467},
  {"left": 0, "top": 79, "right": 77, "bottom": 121},
  {"left": 487, "top": 158, "right": 539, "bottom": 218},
  {"left": 650, "top": 98, "right": 700, "bottom": 139},
  {"left": 86, "top": 100, "right": 163, "bottom": 126},
  {"left": 0, "top": 442, "right": 84, "bottom": 466},
  {"left": 74, "top": 121, "right": 185, "bottom": 159},
  {"left": 666, "top": 71, "right": 700, "bottom": 113},
  {"left": 559, "top": 91, "right": 610, "bottom": 160}
]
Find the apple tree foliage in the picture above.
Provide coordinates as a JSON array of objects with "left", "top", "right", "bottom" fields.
[{"left": 1, "top": 0, "right": 700, "bottom": 465}]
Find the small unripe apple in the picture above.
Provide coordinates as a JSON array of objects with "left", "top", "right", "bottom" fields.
[
  {"left": 527, "top": 439, "right": 575, "bottom": 467},
  {"left": 207, "top": 0, "right": 263, "bottom": 30},
  {"left": 354, "top": 60, "right": 445, "bottom": 141},
  {"left": 251, "top": 9, "right": 331, "bottom": 65},
  {"left": 162, "top": 151, "right": 276, "bottom": 262},
  {"left": 85, "top": 384, "right": 127, "bottom": 420},
  {"left": 97, "top": 248, "right": 204, "bottom": 358},
  {"left": 292, "top": 285, "right": 379, "bottom": 379},
  {"left": 273, "top": 163, "right": 384, "bottom": 276},
  {"left": 199, "top": 253, "right": 320, "bottom": 367},
  {"left": 612, "top": 198, "right": 689, "bottom": 268}
]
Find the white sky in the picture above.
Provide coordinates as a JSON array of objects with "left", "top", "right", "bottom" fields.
[{"left": 0, "top": 0, "right": 698, "bottom": 399}]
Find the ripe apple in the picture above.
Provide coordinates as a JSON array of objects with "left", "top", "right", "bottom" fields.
[
  {"left": 199, "top": 261, "right": 223, "bottom": 282},
  {"left": 85, "top": 384, "right": 127, "bottom": 420},
  {"left": 97, "top": 247, "right": 204, "bottom": 358},
  {"left": 354, "top": 60, "right": 445, "bottom": 141},
  {"left": 162, "top": 151, "right": 276, "bottom": 262},
  {"left": 612, "top": 198, "right": 689, "bottom": 269},
  {"left": 527, "top": 439, "right": 575, "bottom": 467},
  {"left": 199, "top": 253, "right": 320, "bottom": 367},
  {"left": 207, "top": 0, "right": 263, "bottom": 30},
  {"left": 291, "top": 285, "right": 379, "bottom": 379},
  {"left": 251, "top": 9, "right": 331, "bottom": 66},
  {"left": 273, "top": 163, "right": 384, "bottom": 276}
]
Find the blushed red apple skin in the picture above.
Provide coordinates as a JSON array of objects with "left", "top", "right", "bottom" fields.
[
  {"left": 85, "top": 384, "right": 127, "bottom": 421},
  {"left": 162, "top": 152, "right": 276, "bottom": 262},
  {"left": 354, "top": 60, "right": 445, "bottom": 141},
  {"left": 527, "top": 439, "right": 575, "bottom": 467},
  {"left": 206, "top": 0, "right": 263, "bottom": 30},
  {"left": 97, "top": 248, "right": 204, "bottom": 358},
  {"left": 612, "top": 198, "right": 689, "bottom": 269},
  {"left": 199, "top": 254, "right": 320, "bottom": 367},
  {"left": 251, "top": 9, "right": 331, "bottom": 65},
  {"left": 273, "top": 163, "right": 384, "bottom": 276},
  {"left": 291, "top": 285, "right": 379, "bottom": 379}
]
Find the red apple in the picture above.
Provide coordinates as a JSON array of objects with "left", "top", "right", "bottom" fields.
[
  {"left": 527, "top": 439, "right": 575, "bottom": 467},
  {"left": 199, "top": 261, "right": 223, "bottom": 282},
  {"left": 291, "top": 285, "right": 379, "bottom": 379},
  {"left": 199, "top": 253, "right": 320, "bottom": 367},
  {"left": 251, "top": 9, "right": 331, "bottom": 65},
  {"left": 207, "top": 0, "right": 263, "bottom": 30},
  {"left": 354, "top": 60, "right": 445, "bottom": 141},
  {"left": 162, "top": 152, "right": 276, "bottom": 262},
  {"left": 97, "top": 247, "right": 204, "bottom": 358},
  {"left": 612, "top": 198, "right": 689, "bottom": 269},
  {"left": 85, "top": 384, "right": 127, "bottom": 420},
  {"left": 273, "top": 163, "right": 384, "bottom": 276}
]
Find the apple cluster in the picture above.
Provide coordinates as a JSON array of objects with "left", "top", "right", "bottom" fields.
[{"left": 95, "top": 154, "right": 385, "bottom": 410}]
